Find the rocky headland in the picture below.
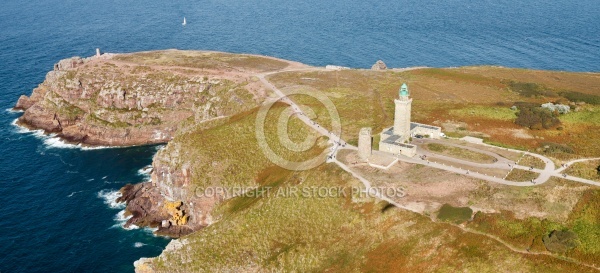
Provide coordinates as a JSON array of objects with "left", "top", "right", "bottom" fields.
[
  {"left": 15, "top": 50, "right": 600, "bottom": 272},
  {"left": 14, "top": 49, "right": 305, "bottom": 238}
]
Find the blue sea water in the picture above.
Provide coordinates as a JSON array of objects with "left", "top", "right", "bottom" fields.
[{"left": 0, "top": 0, "right": 598, "bottom": 272}]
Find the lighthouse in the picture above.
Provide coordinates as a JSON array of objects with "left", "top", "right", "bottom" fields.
[{"left": 393, "top": 83, "right": 412, "bottom": 141}]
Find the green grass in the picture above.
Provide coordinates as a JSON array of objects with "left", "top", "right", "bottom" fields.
[
  {"left": 114, "top": 50, "right": 289, "bottom": 72},
  {"left": 559, "top": 91, "right": 600, "bottom": 105},
  {"left": 425, "top": 143, "right": 496, "bottom": 163},
  {"left": 449, "top": 106, "right": 516, "bottom": 121},
  {"left": 505, "top": 81, "right": 557, "bottom": 97},
  {"left": 504, "top": 169, "right": 539, "bottom": 182},
  {"left": 519, "top": 155, "right": 546, "bottom": 169},
  {"left": 143, "top": 100, "right": 597, "bottom": 272},
  {"left": 437, "top": 204, "right": 473, "bottom": 224},
  {"left": 468, "top": 211, "right": 564, "bottom": 251},
  {"left": 564, "top": 160, "right": 600, "bottom": 182},
  {"left": 560, "top": 106, "right": 600, "bottom": 125},
  {"left": 467, "top": 189, "right": 600, "bottom": 266}
]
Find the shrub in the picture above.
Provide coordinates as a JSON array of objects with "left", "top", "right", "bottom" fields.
[
  {"left": 437, "top": 204, "right": 473, "bottom": 224},
  {"left": 540, "top": 142, "right": 574, "bottom": 154},
  {"left": 506, "top": 81, "right": 556, "bottom": 97},
  {"left": 559, "top": 91, "right": 600, "bottom": 105},
  {"left": 515, "top": 104, "right": 561, "bottom": 129},
  {"left": 543, "top": 230, "right": 578, "bottom": 253}
]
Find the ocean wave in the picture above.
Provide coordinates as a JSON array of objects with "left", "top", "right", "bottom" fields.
[
  {"left": 137, "top": 165, "right": 153, "bottom": 180},
  {"left": 67, "top": 190, "right": 84, "bottom": 197},
  {"left": 97, "top": 189, "right": 125, "bottom": 209},
  {"left": 110, "top": 210, "right": 139, "bottom": 230},
  {"left": 6, "top": 108, "right": 24, "bottom": 113},
  {"left": 10, "top": 119, "right": 113, "bottom": 150}
]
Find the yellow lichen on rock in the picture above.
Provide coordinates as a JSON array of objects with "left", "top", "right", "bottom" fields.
[{"left": 163, "top": 200, "right": 188, "bottom": 226}]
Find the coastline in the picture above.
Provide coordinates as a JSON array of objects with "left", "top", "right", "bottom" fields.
[{"left": 14, "top": 49, "right": 600, "bottom": 272}]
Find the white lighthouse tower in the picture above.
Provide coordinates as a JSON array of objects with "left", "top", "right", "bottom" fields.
[{"left": 393, "top": 83, "right": 412, "bottom": 142}]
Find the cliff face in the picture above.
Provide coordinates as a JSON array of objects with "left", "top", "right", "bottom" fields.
[
  {"left": 14, "top": 50, "right": 300, "bottom": 236},
  {"left": 117, "top": 143, "right": 221, "bottom": 237},
  {"left": 15, "top": 51, "right": 270, "bottom": 146}
]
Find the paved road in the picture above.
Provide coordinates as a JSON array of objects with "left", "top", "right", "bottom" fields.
[
  {"left": 257, "top": 70, "right": 600, "bottom": 188},
  {"left": 255, "top": 68, "right": 600, "bottom": 270}
]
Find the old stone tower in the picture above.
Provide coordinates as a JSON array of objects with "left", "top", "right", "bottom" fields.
[
  {"left": 358, "top": 127, "right": 372, "bottom": 162},
  {"left": 393, "top": 83, "right": 412, "bottom": 141}
]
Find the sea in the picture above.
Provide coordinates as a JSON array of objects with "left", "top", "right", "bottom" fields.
[{"left": 0, "top": 0, "right": 598, "bottom": 272}]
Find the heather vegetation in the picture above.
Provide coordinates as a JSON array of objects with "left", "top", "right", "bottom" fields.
[
  {"left": 468, "top": 189, "right": 600, "bottom": 265},
  {"left": 564, "top": 160, "right": 600, "bottom": 182},
  {"left": 425, "top": 143, "right": 496, "bottom": 163},
  {"left": 148, "top": 107, "right": 596, "bottom": 272},
  {"left": 505, "top": 80, "right": 557, "bottom": 97},
  {"left": 559, "top": 91, "right": 600, "bottom": 105},
  {"left": 514, "top": 102, "right": 561, "bottom": 130},
  {"left": 519, "top": 155, "right": 546, "bottom": 169},
  {"left": 142, "top": 81, "right": 599, "bottom": 271},
  {"left": 267, "top": 66, "right": 600, "bottom": 157},
  {"left": 114, "top": 50, "right": 290, "bottom": 73}
]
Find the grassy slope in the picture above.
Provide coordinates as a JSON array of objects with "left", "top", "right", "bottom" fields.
[
  {"left": 267, "top": 67, "right": 600, "bottom": 157},
  {"left": 468, "top": 187, "right": 600, "bottom": 267},
  {"left": 425, "top": 143, "right": 497, "bottom": 163},
  {"left": 113, "top": 50, "right": 290, "bottom": 73},
  {"left": 147, "top": 103, "right": 594, "bottom": 272},
  {"left": 118, "top": 61, "right": 600, "bottom": 271}
]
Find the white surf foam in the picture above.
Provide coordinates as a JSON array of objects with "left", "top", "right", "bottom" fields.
[
  {"left": 137, "top": 165, "right": 153, "bottom": 180},
  {"left": 67, "top": 190, "right": 84, "bottom": 197},
  {"left": 138, "top": 166, "right": 153, "bottom": 175},
  {"left": 97, "top": 189, "right": 125, "bottom": 209},
  {"left": 110, "top": 210, "right": 136, "bottom": 230},
  {"left": 11, "top": 118, "right": 113, "bottom": 150},
  {"left": 6, "top": 108, "right": 23, "bottom": 113}
]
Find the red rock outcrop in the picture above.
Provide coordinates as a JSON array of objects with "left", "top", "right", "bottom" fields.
[{"left": 14, "top": 52, "right": 262, "bottom": 146}]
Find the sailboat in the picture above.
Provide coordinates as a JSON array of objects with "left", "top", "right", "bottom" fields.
[{"left": 182, "top": 17, "right": 187, "bottom": 26}]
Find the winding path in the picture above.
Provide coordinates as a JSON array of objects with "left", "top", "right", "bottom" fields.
[
  {"left": 257, "top": 69, "right": 600, "bottom": 188},
  {"left": 257, "top": 68, "right": 600, "bottom": 270}
]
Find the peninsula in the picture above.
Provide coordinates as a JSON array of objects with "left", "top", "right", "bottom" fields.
[{"left": 15, "top": 50, "right": 600, "bottom": 272}]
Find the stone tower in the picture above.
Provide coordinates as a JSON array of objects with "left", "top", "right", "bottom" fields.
[
  {"left": 358, "top": 127, "right": 372, "bottom": 162},
  {"left": 393, "top": 83, "right": 412, "bottom": 141}
]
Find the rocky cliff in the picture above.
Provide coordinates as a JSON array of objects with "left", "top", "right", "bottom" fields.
[
  {"left": 14, "top": 50, "right": 278, "bottom": 146},
  {"left": 14, "top": 50, "right": 301, "bottom": 237}
]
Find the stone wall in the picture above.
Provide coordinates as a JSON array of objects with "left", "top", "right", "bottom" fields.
[{"left": 379, "top": 141, "right": 417, "bottom": 157}]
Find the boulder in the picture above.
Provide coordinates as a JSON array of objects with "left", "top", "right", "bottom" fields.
[
  {"left": 54, "top": 57, "right": 85, "bottom": 71},
  {"left": 371, "top": 60, "right": 387, "bottom": 70},
  {"left": 14, "top": 95, "right": 33, "bottom": 110}
]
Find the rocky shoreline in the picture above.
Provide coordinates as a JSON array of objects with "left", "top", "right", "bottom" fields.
[
  {"left": 13, "top": 50, "right": 286, "bottom": 238},
  {"left": 116, "top": 182, "right": 196, "bottom": 238}
]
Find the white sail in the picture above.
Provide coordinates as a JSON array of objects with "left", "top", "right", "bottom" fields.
[{"left": 182, "top": 17, "right": 187, "bottom": 26}]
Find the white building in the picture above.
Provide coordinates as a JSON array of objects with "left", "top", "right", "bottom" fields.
[{"left": 379, "top": 83, "right": 442, "bottom": 157}]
